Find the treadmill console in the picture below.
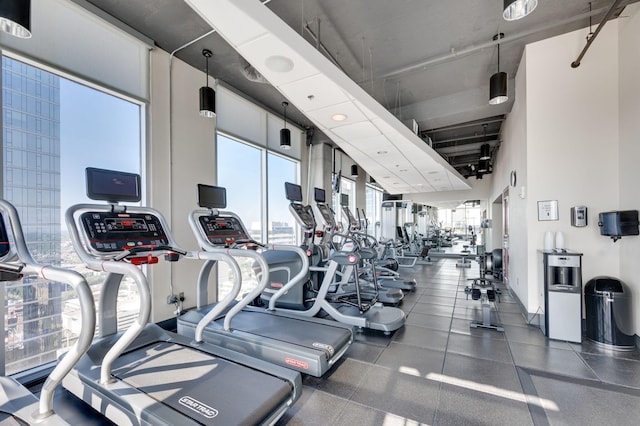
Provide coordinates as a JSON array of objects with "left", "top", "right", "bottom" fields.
[
  {"left": 290, "top": 203, "right": 315, "bottom": 230},
  {"left": 198, "top": 215, "right": 249, "bottom": 246},
  {"left": 80, "top": 212, "right": 169, "bottom": 252},
  {"left": 316, "top": 204, "right": 335, "bottom": 228}
]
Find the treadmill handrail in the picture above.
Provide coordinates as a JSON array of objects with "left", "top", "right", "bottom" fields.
[
  {"left": 263, "top": 244, "right": 309, "bottom": 311},
  {"left": 66, "top": 204, "right": 151, "bottom": 384},
  {"left": 66, "top": 204, "right": 243, "bottom": 384},
  {"left": 1, "top": 200, "right": 96, "bottom": 420},
  {"left": 188, "top": 209, "right": 309, "bottom": 328}
]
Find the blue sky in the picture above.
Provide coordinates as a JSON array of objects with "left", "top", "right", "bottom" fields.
[{"left": 59, "top": 78, "right": 141, "bottom": 214}]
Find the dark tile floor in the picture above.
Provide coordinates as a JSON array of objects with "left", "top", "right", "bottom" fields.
[{"left": 277, "top": 258, "right": 640, "bottom": 426}]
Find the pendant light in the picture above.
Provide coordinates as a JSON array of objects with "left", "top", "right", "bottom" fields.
[
  {"left": 280, "top": 101, "right": 291, "bottom": 150},
  {"left": 199, "top": 49, "right": 216, "bottom": 118},
  {"left": 479, "top": 144, "right": 491, "bottom": 161},
  {"left": 350, "top": 164, "right": 359, "bottom": 177},
  {"left": 489, "top": 33, "right": 508, "bottom": 105},
  {"left": 503, "top": 0, "right": 538, "bottom": 21},
  {"left": 0, "top": 0, "right": 31, "bottom": 38},
  {"left": 479, "top": 124, "right": 491, "bottom": 160}
]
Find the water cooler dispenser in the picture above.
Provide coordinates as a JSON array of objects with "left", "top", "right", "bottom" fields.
[{"left": 542, "top": 251, "right": 583, "bottom": 343}]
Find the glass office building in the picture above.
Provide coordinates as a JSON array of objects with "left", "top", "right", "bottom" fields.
[{"left": 2, "top": 56, "right": 63, "bottom": 372}]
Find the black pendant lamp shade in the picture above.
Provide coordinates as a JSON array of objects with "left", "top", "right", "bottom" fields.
[
  {"left": 489, "top": 33, "right": 508, "bottom": 105},
  {"left": 0, "top": 0, "right": 31, "bottom": 38},
  {"left": 479, "top": 143, "right": 491, "bottom": 160},
  {"left": 478, "top": 159, "right": 490, "bottom": 173},
  {"left": 503, "top": 0, "right": 538, "bottom": 21},
  {"left": 490, "top": 72, "right": 508, "bottom": 105},
  {"left": 351, "top": 164, "right": 359, "bottom": 177},
  {"left": 199, "top": 49, "right": 216, "bottom": 118},
  {"left": 280, "top": 101, "right": 291, "bottom": 150}
]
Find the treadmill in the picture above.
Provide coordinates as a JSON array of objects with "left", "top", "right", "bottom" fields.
[
  {"left": 265, "top": 183, "right": 405, "bottom": 334},
  {"left": 177, "top": 184, "right": 354, "bottom": 377},
  {"left": 62, "top": 168, "right": 301, "bottom": 426},
  {"left": 0, "top": 200, "right": 96, "bottom": 425}
]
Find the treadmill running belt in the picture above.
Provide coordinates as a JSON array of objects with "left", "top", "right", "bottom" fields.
[
  {"left": 112, "top": 342, "right": 291, "bottom": 425},
  {"left": 226, "top": 311, "right": 351, "bottom": 357}
]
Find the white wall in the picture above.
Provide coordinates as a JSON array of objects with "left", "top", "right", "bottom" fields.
[
  {"left": 147, "top": 50, "right": 307, "bottom": 322},
  {"left": 524, "top": 23, "right": 621, "bottom": 314},
  {"left": 618, "top": 3, "right": 640, "bottom": 335},
  {"left": 147, "top": 49, "right": 216, "bottom": 321},
  {"left": 492, "top": 17, "right": 627, "bottom": 321}
]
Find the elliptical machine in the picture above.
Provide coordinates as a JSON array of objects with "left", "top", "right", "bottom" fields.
[{"left": 260, "top": 183, "right": 405, "bottom": 334}]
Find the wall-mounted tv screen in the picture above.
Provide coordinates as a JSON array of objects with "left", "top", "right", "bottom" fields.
[
  {"left": 340, "top": 193, "right": 349, "bottom": 206},
  {"left": 314, "top": 187, "right": 326, "bottom": 203},
  {"left": 198, "top": 184, "right": 227, "bottom": 209},
  {"left": 86, "top": 167, "right": 141, "bottom": 203},
  {"left": 285, "top": 182, "right": 303, "bottom": 202}
]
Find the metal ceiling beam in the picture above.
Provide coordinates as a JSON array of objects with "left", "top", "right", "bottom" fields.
[
  {"left": 422, "top": 116, "right": 505, "bottom": 135},
  {"left": 431, "top": 132, "right": 500, "bottom": 145},
  {"left": 377, "top": 4, "right": 618, "bottom": 81}
]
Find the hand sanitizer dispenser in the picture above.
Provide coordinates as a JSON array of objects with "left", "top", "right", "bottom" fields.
[{"left": 571, "top": 206, "right": 587, "bottom": 227}]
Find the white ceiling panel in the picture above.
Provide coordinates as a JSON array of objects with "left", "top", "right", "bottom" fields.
[
  {"left": 279, "top": 73, "right": 352, "bottom": 111},
  {"left": 186, "top": 0, "right": 471, "bottom": 194}
]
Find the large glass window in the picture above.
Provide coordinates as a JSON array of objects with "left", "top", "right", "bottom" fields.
[
  {"left": 216, "top": 134, "right": 299, "bottom": 300},
  {"left": 366, "top": 184, "right": 384, "bottom": 239},
  {"left": 267, "top": 152, "right": 298, "bottom": 245},
  {"left": 2, "top": 55, "right": 143, "bottom": 375}
]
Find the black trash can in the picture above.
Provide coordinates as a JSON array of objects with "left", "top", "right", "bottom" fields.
[{"left": 584, "top": 277, "right": 635, "bottom": 350}]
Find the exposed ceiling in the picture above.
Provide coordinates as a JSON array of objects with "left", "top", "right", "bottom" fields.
[{"left": 82, "top": 0, "right": 636, "bottom": 194}]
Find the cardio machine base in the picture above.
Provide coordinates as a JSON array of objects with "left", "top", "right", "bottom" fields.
[{"left": 63, "top": 324, "right": 299, "bottom": 426}]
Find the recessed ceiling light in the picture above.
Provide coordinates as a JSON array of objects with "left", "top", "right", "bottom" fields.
[
  {"left": 417, "top": 183, "right": 424, "bottom": 186},
  {"left": 399, "top": 169, "right": 408, "bottom": 172},
  {"left": 383, "top": 176, "right": 391, "bottom": 179},
  {"left": 265, "top": 55, "right": 294, "bottom": 72},
  {"left": 377, "top": 150, "right": 388, "bottom": 155},
  {"left": 428, "top": 171, "right": 439, "bottom": 175},
  {"left": 393, "top": 182, "right": 400, "bottom": 185},
  {"left": 331, "top": 113, "right": 347, "bottom": 121}
]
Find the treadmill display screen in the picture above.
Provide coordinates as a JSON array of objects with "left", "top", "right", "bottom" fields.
[
  {"left": 285, "top": 182, "right": 303, "bottom": 202},
  {"left": 198, "top": 215, "right": 249, "bottom": 246},
  {"left": 290, "top": 203, "right": 315, "bottom": 229},
  {"left": 198, "top": 184, "right": 227, "bottom": 209},
  {"left": 80, "top": 211, "right": 169, "bottom": 252},
  {"left": 314, "top": 187, "right": 325, "bottom": 203},
  {"left": 340, "top": 193, "right": 349, "bottom": 207},
  {"left": 86, "top": 167, "right": 141, "bottom": 203}
]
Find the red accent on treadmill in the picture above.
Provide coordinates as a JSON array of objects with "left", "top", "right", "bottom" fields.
[{"left": 285, "top": 357, "right": 309, "bottom": 370}]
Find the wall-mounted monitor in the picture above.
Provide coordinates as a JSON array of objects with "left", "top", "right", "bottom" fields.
[
  {"left": 86, "top": 167, "right": 141, "bottom": 203},
  {"left": 285, "top": 182, "right": 303, "bottom": 202},
  {"left": 198, "top": 184, "right": 227, "bottom": 209},
  {"left": 314, "top": 187, "right": 326, "bottom": 203},
  {"left": 598, "top": 210, "right": 639, "bottom": 242}
]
